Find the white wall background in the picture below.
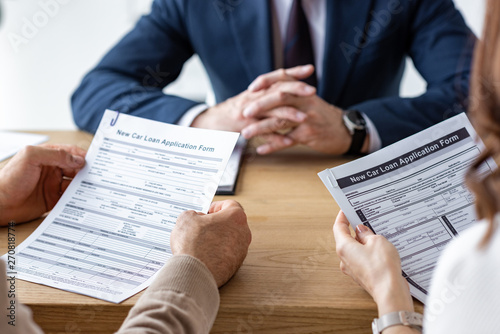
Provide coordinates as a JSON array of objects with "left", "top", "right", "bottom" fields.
[{"left": 0, "top": 0, "right": 486, "bottom": 131}]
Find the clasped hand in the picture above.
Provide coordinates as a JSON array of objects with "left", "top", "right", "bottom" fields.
[{"left": 192, "top": 65, "right": 352, "bottom": 155}]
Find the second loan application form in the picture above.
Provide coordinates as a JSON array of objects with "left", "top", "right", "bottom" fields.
[
  {"left": 2, "top": 110, "right": 239, "bottom": 303},
  {"left": 319, "top": 113, "right": 495, "bottom": 302}
]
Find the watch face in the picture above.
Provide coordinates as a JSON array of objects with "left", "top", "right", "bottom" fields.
[{"left": 345, "top": 110, "right": 366, "bottom": 130}]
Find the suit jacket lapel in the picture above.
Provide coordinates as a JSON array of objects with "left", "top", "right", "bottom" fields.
[
  {"left": 228, "top": 0, "right": 274, "bottom": 83},
  {"left": 320, "top": 0, "right": 375, "bottom": 103}
]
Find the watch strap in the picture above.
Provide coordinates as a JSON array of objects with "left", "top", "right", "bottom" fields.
[
  {"left": 372, "top": 311, "right": 423, "bottom": 334},
  {"left": 343, "top": 110, "right": 367, "bottom": 155},
  {"left": 346, "top": 127, "right": 366, "bottom": 155}
]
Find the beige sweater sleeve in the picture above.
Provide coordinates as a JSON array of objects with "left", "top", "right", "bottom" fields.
[
  {"left": 116, "top": 254, "right": 220, "bottom": 334},
  {"left": 0, "top": 260, "right": 44, "bottom": 334}
]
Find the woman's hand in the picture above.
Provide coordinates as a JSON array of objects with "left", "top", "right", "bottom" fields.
[
  {"left": 333, "top": 211, "right": 415, "bottom": 317},
  {"left": 0, "top": 144, "right": 86, "bottom": 226}
]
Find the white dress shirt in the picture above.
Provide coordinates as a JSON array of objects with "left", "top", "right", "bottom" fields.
[{"left": 179, "top": 0, "right": 382, "bottom": 153}]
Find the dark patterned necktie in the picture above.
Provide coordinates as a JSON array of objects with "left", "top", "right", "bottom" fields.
[{"left": 284, "top": 0, "right": 317, "bottom": 87}]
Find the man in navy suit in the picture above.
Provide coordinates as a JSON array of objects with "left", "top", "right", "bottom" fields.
[{"left": 72, "top": 0, "right": 474, "bottom": 155}]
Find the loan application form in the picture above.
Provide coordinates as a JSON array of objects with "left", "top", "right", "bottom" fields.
[
  {"left": 319, "top": 113, "right": 495, "bottom": 303},
  {"left": 2, "top": 110, "right": 239, "bottom": 303}
]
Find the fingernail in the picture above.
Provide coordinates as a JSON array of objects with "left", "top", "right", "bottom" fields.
[
  {"left": 256, "top": 146, "right": 267, "bottom": 154},
  {"left": 296, "top": 112, "right": 307, "bottom": 122},
  {"left": 356, "top": 224, "right": 369, "bottom": 234},
  {"left": 243, "top": 106, "right": 256, "bottom": 118},
  {"left": 72, "top": 155, "right": 85, "bottom": 166},
  {"left": 283, "top": 137, "right": 293, "bottom": 145},
  {"left": 303, "top": 85, "right": 316, "bottom": 94},
  {"left": 241, "top": 129, "right": 251, "bottom": 139},
  {"left": 300, "top": 65, "right": 312, "bottom": 74},
  {"left": 248, "top": 82, "right": 258, "bottom": 92}
]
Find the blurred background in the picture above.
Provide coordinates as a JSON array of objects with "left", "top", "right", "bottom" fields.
[{"left": 0, "top": 0, "right": 485, "bottom": 131}]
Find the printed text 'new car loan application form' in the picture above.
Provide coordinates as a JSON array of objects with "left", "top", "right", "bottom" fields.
[
  {"left": 3, "top": 110, "right": 240, "bottom": 303},
  {"left": 319, "top": 113, "right": 495, "bottom": 303}
]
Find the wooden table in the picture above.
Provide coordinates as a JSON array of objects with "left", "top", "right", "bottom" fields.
[{"left": 0, "top": 131, "right": 423, "bottom": 333}]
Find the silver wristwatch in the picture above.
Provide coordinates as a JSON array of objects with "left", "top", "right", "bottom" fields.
[
  {"left": 342, "top": 110, "right": 367, "bottom": 155},
  {"left": 372, "top": 311, "right": 423, "bottom": 334}
]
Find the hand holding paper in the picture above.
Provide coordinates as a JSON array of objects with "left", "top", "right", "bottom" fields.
[
  {"left": 333, "top": 211, "right": 414, "bottom": 316},
  {"left": 2, "top": 110, "right": 239, "bottom": 302},
  {"left": 171, "top": 200, "right": 251, "bottom": 287},
  {"left": 320, "top": 113, "right": 494, "bottom": 303},
  {"left": 0, "top": 144, "right": 86, "bottom": 226}
]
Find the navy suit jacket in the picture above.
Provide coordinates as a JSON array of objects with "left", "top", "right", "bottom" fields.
[{"left": 72, "top": 0, "right": 474, "bottom": 147}]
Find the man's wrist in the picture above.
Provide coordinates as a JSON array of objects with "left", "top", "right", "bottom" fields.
[
  {"left": 181, "top": 104, "right": 209, "bottom": 128},
  {"left": 191, "top": 109, "right": 212, "bottom": 128}
]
